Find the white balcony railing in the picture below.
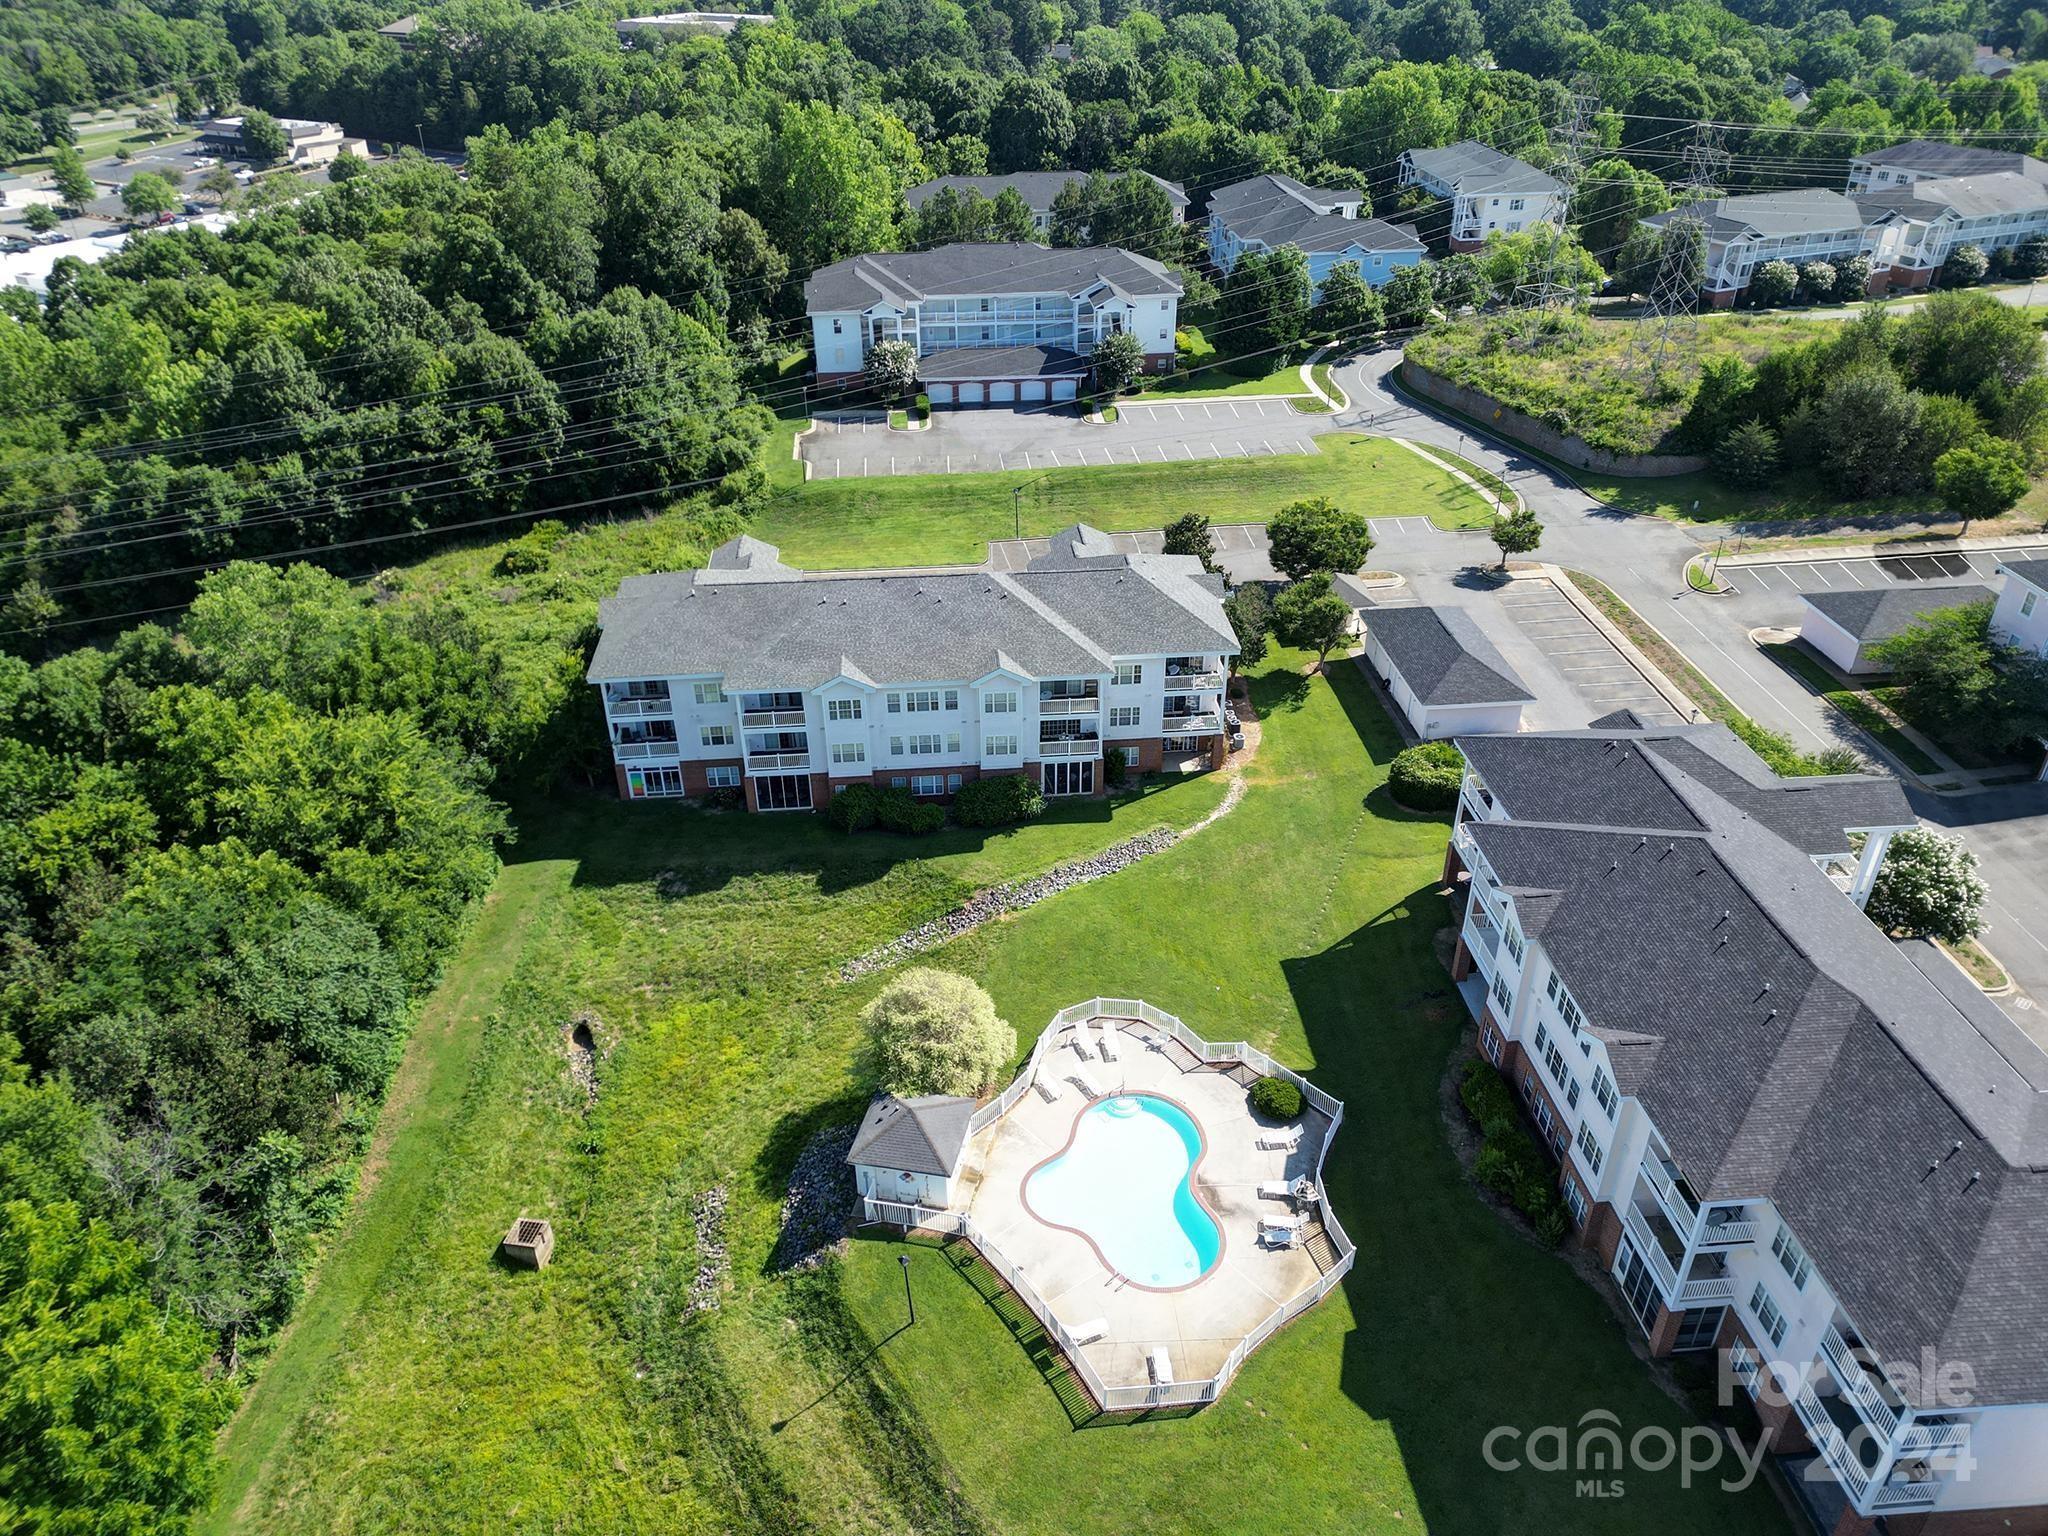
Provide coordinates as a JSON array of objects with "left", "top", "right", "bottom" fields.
[
  {"left": 1623, "top": 1206, "right": 1681, "bottom": 1296},
  {"left": 742, "top": 708, "right": 806, "bottom": 728},
  {"left": 1698, "top": 1217, "right": 1757, "bottom": 1247},
  {"left": 747, "top": 751, "right": 811, "bottom": 771},
  {"left": 613, "top": 741, "right": 678, "bottom": 761},
  {"left": 1163, "top": 671, "right": 1224, "bottom": 691},
  {"left": 607, "top": 696, "right": 673, "bottom": 717},
  {"left": 1039, "top": 696, "right": 1100, "bottom": 716},
  {"left": 1822, "top": 1326, "right": 1902, "bottom": 1442},
  {"left": 1641, "top": 1155, "right": 1699, "bottom": 1236},
  {"left": 1870, "top": 1482, "right": 1939, "bottom": 1513},
  {"left": 1676, "top": 1274, "right": 1735, "bottom": 1305},
  {"left": 1895, "top": 1419, "right": 1971, "bottom": 1458},
  {"left": 1037, "top": 737, "right": 1101, "bottom": 758},
  {"left": 1163, "top": 712, "right": 1222, "bottom": 734},
  {"left": 1463, "top": 900, "right": 1501, "bottom": 959}
]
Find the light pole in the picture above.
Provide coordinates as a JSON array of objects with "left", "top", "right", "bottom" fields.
[{"left": 898, "top": 1252, "right": 915, "bottom": 1325}]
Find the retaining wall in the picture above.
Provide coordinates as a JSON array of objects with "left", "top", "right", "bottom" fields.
[{"left": 1398, "top": 358, "right": 1711, "bottom": 479}]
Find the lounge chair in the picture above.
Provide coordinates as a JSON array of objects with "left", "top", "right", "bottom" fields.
[
  {"left": 1033, "top": 1067, "right": 1064, "bottom": 1103},
  {"left": 1256, "top": 1124, "right": 1303, "bottom": 1151},
  {"left": 1067, "top": 1057, "right": 1105, "bottom": 1099},
  {"left": 1148, "top": 1346, "right": 1175, "bottom": 1386},
  {"left": 1095, "top": 1021, "right": 1120, "bottom": 1062},
  {"left": 1070, "top": 1317, "right": 1110, "bottom": 1346},
  {"left": 1069, "top": 1026, "right": 1094, "bottom": 1062},
  {"left": 1259, "top": 1214, "right": 1306, "bottom": 1248},
  {"left": 1257, "top": 1179, "right": 1298, "bottom": 1202}
]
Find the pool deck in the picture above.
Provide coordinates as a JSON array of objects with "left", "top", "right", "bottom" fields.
[{"left": 954, "top": 1017, "right": 1333, "bottom": 1391}]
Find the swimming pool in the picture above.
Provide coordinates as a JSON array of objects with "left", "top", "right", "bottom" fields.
[{"left": 1022, "top": 1093, "right": 1223, "bottom": 1289}]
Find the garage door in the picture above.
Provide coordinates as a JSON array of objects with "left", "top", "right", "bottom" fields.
[
  {"left": 989, "top": 381, "right": 1017, "bottom": 403},
  {"left": 956, "top": 382, "right": 983, "bottom": 405},
  {"left": 927, "top": 382, "right": 954, "bottom": 405},
  {"left": 1019, "top": 379, "right": 1048, "bottom": 402},
  {"left": 1051, "top": 379, "right": 1079, "bottom": 401}
]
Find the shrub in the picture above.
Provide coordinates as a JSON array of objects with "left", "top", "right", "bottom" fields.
[
  {"left": 873, "top": 787, "right": 945, "bottom": 834},
  {"left": 1749, "top": 259, "right": 1799, "bottom": 308},
  {"left": 1944, "top": 243, "right": 1990, "bottom": 286},
  {"left": 859, "top": 967, "right": 1016, "bottom": 1096},
  {"left": 495, "top": 519, "right": 568, "bottom": 576},
  {"left": 1713, "top": 419, "right": 1781, "bottom": 488},
  {"left": 1389, "top": 741, "right": 1463, "bottom": 811},
  {"left": 952, "top": 775, "right": 1045, "bottom": 827},
  {"left": 1459, "top": 1059, "right": 1519, "bottom": 1129},
  {"left": 822, "top": 783, "right": 880, "bottom": 832},
  {"left": 1247, "top": 1075, "right": 1304, "bottom": 1120},
  {"left": 1104, "top": 746, "right": 1129, "bottom": 787}
]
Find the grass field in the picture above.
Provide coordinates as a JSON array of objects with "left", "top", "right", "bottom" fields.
[
  {"left": 1759, "top": 641, "right": 1943, "bottom": 775},
  {"left": 206, "top": 648, "right": 1792, "bottom": 1536},
  {"left": 754, "top": 434, "right": 1492, "bottom": 566}
]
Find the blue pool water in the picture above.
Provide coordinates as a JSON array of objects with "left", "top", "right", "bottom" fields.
[{"left": 1024, "top": 1094, "right": 1222, "bottom": 1287}]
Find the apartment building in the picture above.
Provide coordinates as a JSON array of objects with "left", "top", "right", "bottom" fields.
[
  {"left": 1398, "top": 141, "right": 1565, "bottom": 252},
  {"left": 905, "top": 172, "right": 1189, "bottom": 236},
  {"left": 1859, "top": 172, "right": 2048, "bottom": 290},
  {"left": 1847, "top": 139, "right": 2048, "bottom": 194},
  {"left": 586, "top": 528, "right": 1236, "bottom": 809},
  {"left": 1205, "top": 173, "right": 1426, "bottom": 294},
  {"left": 806, "top": 242, "right": 1180, "bottom": 404},
  {"left": 1993, "top": 557, "right": 2048, "bottom": 656},
  {"left": 1441, "top": 718, "right": 2048, "bottom": 1531},
  {"left": 1646, "top": 189, "right": 1874, "bottom": 307}
]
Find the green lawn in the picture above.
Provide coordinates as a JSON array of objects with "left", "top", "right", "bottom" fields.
[
  {"left": 1758, "top": 642, "right": 1943, "bottom": 775},
  {"left": 1136, "top": 356, "right": 1307, "bottom": 398},
  {"left": 754, "top": 434, "right": 1492, "bottom": 566},
  {"left": 208, "top": 650, "right": 1791, "bottom": 1536}
]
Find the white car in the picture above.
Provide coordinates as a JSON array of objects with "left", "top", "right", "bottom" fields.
[{"left": 191, "top": 156, "right": 218, "bottom": 169}]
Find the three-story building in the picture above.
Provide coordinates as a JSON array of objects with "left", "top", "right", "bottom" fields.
[{"left": 588, "top": 529, "right": 1236, "bottom": 809}]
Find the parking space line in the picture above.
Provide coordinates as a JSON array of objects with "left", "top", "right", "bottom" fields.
[
  {"left": 861, "top": 458, "right": 870, "bottom": 476},
  {"left": 1175, "top": 405, "right": 1187, "bottom": 420},
  {"left": 1262, "top": 438, "right": 1274, "bottom": 455},
  {"left": 1838, "top": 562, "right": 1867, "bottom": 586},
  {"left": 1156, "top": 444, "right": 1169, "bottom": 461}
]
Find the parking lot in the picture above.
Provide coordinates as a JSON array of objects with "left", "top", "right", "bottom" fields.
[
  {"left": 1494, "top": 578, "right": 1687, "bottom": 726},
  {"left": 799, "top": 396, "right": 1326, "bottom": 478},
  {"left": 1721, "top": 544, "right": 2048, "bottom": 596}
]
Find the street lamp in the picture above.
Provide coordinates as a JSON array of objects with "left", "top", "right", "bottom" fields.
[{"left": 898, "top": 1252, "right": 916, "bottom": 1325}]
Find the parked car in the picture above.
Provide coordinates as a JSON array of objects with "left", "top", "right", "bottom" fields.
[
  {"left": 0, "top": 237, "right": 29, "bottom": 254},
  {"left": 191, "top": 156, "right": 217, "bottom": 168}
]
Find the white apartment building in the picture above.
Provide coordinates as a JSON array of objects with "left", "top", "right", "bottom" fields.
[
  {"left": 586, "top": 528, "right": 1236, "bottom": 810},
  {"left": 805, "top": 242, "right": 1180, "bottom": 405},
  {"left": 1646, "top": 189, "right": 1872, "bottom": 307},
  {"left": 1859, "top": 172, "right": 2048, "bottom": 289},
  {"left": 1993, "top": 557, "right": 2048, "bottom": 656},
  {"left": 1205, "top": 173, "right": 1426, "bottom": 295},
  {"left": 905, "top": 172, "right": 1189, "bottom": 237},
  {"left": 1398, "top": 141, "right": 1565, "bottom": 252},
  {"left": 1441, "top": 720, "right": 2048, "bottom": 1532},
  {"left": 1848, "top": 140, "right": 2048, "bottom": 194}
]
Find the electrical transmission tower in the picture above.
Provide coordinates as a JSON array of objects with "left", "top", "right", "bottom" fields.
[
  {"left": 1513, "top": 80, "right": 1599, "bottom": 314},
  {"left": 1625, "top": 125, "right": 1730, "bottom": 375}
]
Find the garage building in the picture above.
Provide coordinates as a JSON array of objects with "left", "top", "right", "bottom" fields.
[
  {"left": 1361, "top": 603, "right": 1534, "bottom": 740},
  {"left": 1797, "top": 583, "right": 1992, "bottom": 675}
]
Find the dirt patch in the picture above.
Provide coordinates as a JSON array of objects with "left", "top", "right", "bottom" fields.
[{"left": 563, "top": 1009, "right": 603, "bottom": 1107}]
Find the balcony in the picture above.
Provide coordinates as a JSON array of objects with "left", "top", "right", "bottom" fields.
[
  {"left": 1038, "top": 736, "right": 1101, "bottom": 758},
  {"left": 747, "top": 750, "right": 812, "bottom": 772},
  {"left": 608, "top": 695, "right": 673, "bottom": 718},
  {"left": 742, "top": 708, "right": 807, "bottom": 728},
  {"left": 1163, "top": 669, "right": 1224, "bottom": 692},
  {"left": 1163, "top": 712, "right": 1222, "bottom": 735},
  {"left": 1698, "top": 1212, "right": 1757, "bottom": 1247},
  {"left": 1895, "top": 1418, "right": 1970, "bottom": 1458},
  {"left": 1789, "top": 1380, "right": 1937, "bottom": 1515},
  {"left": 1462, "top": 898, "right": 1502, "bottom": 963},
  {"left": 1040, "top": 696, "right": 1101, "bottom": 717},
  {"left": 614, "top": 740, "right": 678, "bottom": 761},
  {"left": 1641, "top": 1154, "right": 1701, "bottom": 1237},
  {"left": 1821, "top": 1325, "right": 1903, "bottom": 1443},
  {"left": 1623, "top": 1205, "right": 1683, "bottom": 1295}
]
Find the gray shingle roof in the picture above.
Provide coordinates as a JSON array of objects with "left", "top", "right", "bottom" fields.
[
  {"left": 846, "top": 1094, "right": 977, "bottom": 1175},
  {"left": 1460, "top": 725, "right": 2048, "bottom": 1406},
  {"left": 906, "top": 171, "right": 1188, "bottom": 212},
  {"left": 1649, "top": 188, "right": 1865, "bottom": 240},
  {"left": 1801, "top": 582, "right": 1993, "bottom": 642},
  {"left": 1854, "top": 139, "right": 2048, "bottom": 181},
  {"left": 1403, "top": 141, "right": 1562, "bottom": 196},
  {"left": 588, "top": 535, "right": 1235, "bottom": 688},
  {"left": 2000, "top": 557, "right": 2048, "bottom": 593},
  {"left": 805, "top": 242, "right": 1179, "bottom": 313},
  {"left": 1208, "top": 174, "right": 1423, "bottom": 257},
  {"left": 1856, "top": 171, "right": 2048, "bottom": 222},
  {"left": 917, "top": 344, "right": 1088, "bottom": 380},
  {"left": 1365, "top": 604, "right": 1533, "bottom": 706}
]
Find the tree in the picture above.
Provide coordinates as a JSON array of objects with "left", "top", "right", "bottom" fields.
[
  {"left": 1380, "top": 263, "right": 1436, "bottom": 331},
  {"left": 197, "top": 164, "right": 238, "bottom": 204},
  {"left": 136, "top": 109, "right": 173, "bottom": 136},
  {"left": 1934, "top": 439, "right": 2031, "bottom": 529},
  {"left": 1396, "top": 0, "right": 1485, "bottom": 61},
  {"left": 859, "top": 968, "right": 1015, "bottom": 1097},
  {"left": 2014, "top": 234, "right": 2048, "bottom": 279},
  {"left": 121, "top": 171, "right": 179, "bottom": 218},
  {"left": 1219, "top": 246, "right": 1311, "bottom": 359},
  {"left": 1867, "top": 599, "right": 2048, "bottom": 753},
  {"left": 238, "top": 109, "right": 290, "bottom": 165},
  {"left": 1750, "top": 259, "right": 1799, "bottom": 308},
  {"left": 1714, "top": 420, "right": 1782, "bottom": 488},
  {"left": 1866, "top": 828, "right": 1988, "bottom": 943},
  {"left": 22, "top": 203, "right": 59, "bottom": 234},
  {"left": 1943, "top": 243, "right": 1990, "bottom": 287},
  {"left": 1489, "top": 505, "right": 1543, "bottom": 570},
  {"left": 1268, "top": 496, "right": 1372, "bottom": 581},
  {"left": 36, "top": 106, "right": 75, "bottom": 150},
  {"left": 1223, "top": 583, "right": 1271, "bottom": 669},
  {"left": 863, "top": 339, "right": 918, "bottom": 402},
  {"left": 1093, "top": 329, "right": 1144, "bottom": 395},
  {"left": 1573, "top": 158, "right": 1670, "bottom": 263},
  {"left": 1163, "top": 512, "right": 1219, "bottom": 573},
  {"left": 1313, "top": 261, "right": 1383, "bottom": 342},
  {"left": 758, "top": 102, "right": 906, "bottom": 271},
  {"left": 1837, "top": 255, "right": 1874, "bottom": 299},
  {"left": 1799, "top": 261, "right": 1839, "bottom": 303},
  {"left": 1273, "top": 573, "right": 1354, "bottom": 664},
  {"left": 47, "top": 144, "right": 94, "bottom": 212},
  {"left": 988, "top": 77, "right": 1074, "bottom": 171},
  {"left": 1806, "top": 366, "right": 1924, "bottom": 496}
]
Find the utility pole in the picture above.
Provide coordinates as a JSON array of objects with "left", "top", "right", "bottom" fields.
[
  {"left": 1012, "top": 485, "right": 1022, "bottom": 538},
  {"left": 1513, "top": 79, "right": 1598, "bottom": 317},
  {"left": 414, "top": 122, "right": 426, "bottom": 154},
  {"left": 1627, "top": 124, "right": 1729, "bottom": 376}
]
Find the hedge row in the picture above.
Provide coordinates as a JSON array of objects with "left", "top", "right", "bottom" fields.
[
  {"left": 1459, "top": 1059, "right": 1569, "bottom": 1245},
  {"left": 823, "top": 775, "right": 1048, "bottom": 836}
]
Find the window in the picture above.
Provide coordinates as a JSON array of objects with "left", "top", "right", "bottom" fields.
[
  {"left": 1673, "top": 1307, "right": 1727, "bottom": 1354},
  {"left": 1749, "top": 1283, "right": 1789, "bottom": 1348},
  {"left": 946, "top": 773, "right": 964, "bottom": 791},
  {"left": 705, "top": 765, "right": 740, "bottom": 789},
  {"left": 1592, "top": 1066, "right": 1619, "bottom": 1121},
  {"left": 1561, "top": 1176, "right": 1588, "bottom": 1228},
  {"left": 1546, "top": 970, "right": 1585, "bottom": 1034},
  {"left": 1109, "top": 706, "right": 1142, "bottom": 728},
  {"left": 1772, "top": 1226, "right": 1812, "bottom": 1291},
  {"left": 1575, "top": 1121, "right": 1604, "bottom": 1178},
  {"left": 1509, "top": 197, "right": 1525, "bottom": 211},
  {"left": 901, "top": 690, "right": 941, "bottom": 713},
  {"left": 693, "top": 682, "right": 726, "bottom": 706},
  {"left": 1503, "top": 920, "right": 1525, "bottom": 965},
  {"left": 984, "top": 691, "right": 1017, "bottom": 713},
  {"left": 943, "top": 689, "right": 959, "bottom": 711},
  {"left": 890, "top": 776, "right": 907, "bottom": 788},
  {"left": 701, "top": 724, "right": 734, "bottom": 748},
  {"left": 832, "top": 318, "right": 843, "bottom": 334},
  {"left": 911, "top": 774, "right": 944, "bottom": 796},
  {"left": 986, "top": 734, "right": 1018, "bottom": 757},
  {"left": 945, "top": 733, "right": 961, "bottom": 754},
  {"left": 1115, "top": 662, "right": 1143, "bottom": 686},
  {"left": 886, "top": 693, "right": 900, "bottom": 713},
  {"left": 1482, "top": 1026, "right": 1503, "bottom": 1064},
  {"left": 756, "top": 773, "right": 812, "bottom": 811},
  {"left": 2025, "top": 592, "right": 2038, "bottom": 618},
  {"left": 888, "top": 736, "right": 903, "bottom": 755},
  {"left": 1491, "top": 973, "right": 1511, "bottom": 1013},
  {"left": 827, "top": 698, "right": 862, "bottom": 722},
  {"left": 630, "top": 766, "right": 685, "bottom": 797},
  {"left": 831, "top": 742, "right": 866, "bottom": 765},
  {"left": 906, "top": 734, "right": 943, "bottom": 756}
]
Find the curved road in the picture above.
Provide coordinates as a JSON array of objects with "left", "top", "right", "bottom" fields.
[{"left": 1330, "top": 346, "right": 2048, "bottom": 1024}]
